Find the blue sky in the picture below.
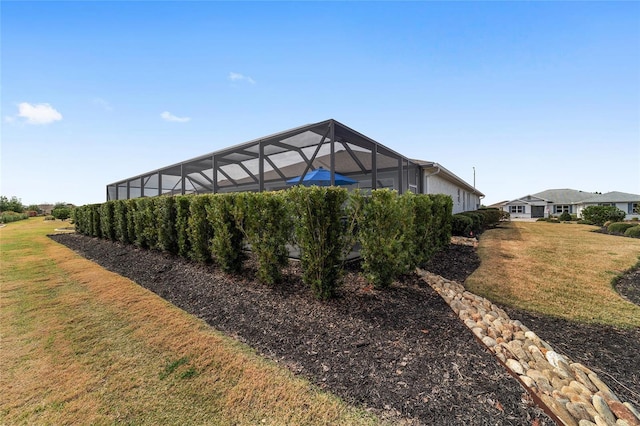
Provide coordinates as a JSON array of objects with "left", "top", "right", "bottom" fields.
[{"left": 2, "top": 1, "right": 639, "bottom": 206}]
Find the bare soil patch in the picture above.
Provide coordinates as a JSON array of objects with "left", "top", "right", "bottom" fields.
[{"left": 49, "top": 233, "right": 638, "bottom": 423}]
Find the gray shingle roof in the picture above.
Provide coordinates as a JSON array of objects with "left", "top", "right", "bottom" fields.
[
  {"left": 530, "top": 189, "right": 594, "bottom": 204},
  {"left": 580, "top": 191, "right": 640, "bottom": 203}
]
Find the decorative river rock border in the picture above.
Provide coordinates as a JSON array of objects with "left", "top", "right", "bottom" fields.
[{"left": 417, "top": 268, "right": 640, "bottom": 426}]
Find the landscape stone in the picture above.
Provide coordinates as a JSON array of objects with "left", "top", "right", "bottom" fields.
[
  {"left": 546, "top": 350, "right": 568, "bottom": 368},
  {"left": 570, "top": 381, "right": 593, "bottom": 397},
  {"left": 506, "top": 359, "right": 525, "bottom": 375},
  {"left": 578, "top": 421, "right": 597, "bottom": 426},
  {"left": 608, "top": 401, "right": 640, "bottom": 426},
  {"left": 623, "top": 403, "right": 640, "bottom": 421},
  {"left": 590, "top": 374, "right": 620, "bottom": 402},
  {"left": 520, "top": 375, "right": 535, "bottom": 388},
  {"left": 593, "top": 415, "right": 609, "bottom": 426},
  {"left": 573, "top": 368, "right": 598, "bottom": 393},
  {"left": 540, "top": 394, "right": 578, "bottom": 426},
  {"left": 566, "top": 402, "right": 594, "bottom": 422},
  {"left": 571, "top": 363, "right": 595, "bottom": 376},
  {"left": 616, "top": 420, "right": 631, "bottom": 426},
  {"left": 481, "top": 336, "right": 497, "bottom": 347},
  {"left": 592, "top": 395, "right": 617, "bottom": 426}
]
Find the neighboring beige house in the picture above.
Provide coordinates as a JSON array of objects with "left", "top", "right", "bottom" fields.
[{"left": 502, "top": 189, "right": 640, "bottom": 220}]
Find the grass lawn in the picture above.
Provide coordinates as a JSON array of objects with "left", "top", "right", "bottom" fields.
[
  {"left": 466, "top": 221, "right": 640, "bottom": 328},
  {"left": 0, "top": 218, "right": 378, "bottom": 425}
]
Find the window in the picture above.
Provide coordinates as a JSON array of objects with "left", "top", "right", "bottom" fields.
[
  {"left": 630, "top": 203, "right": 639, "bottom": 214},
  {"left": 509, "top": 205, "right": 524, "bottom": 214},
  {"left": 554, "top": 205, "right": 571, "bottom": 214},
  {"left": 457, "top": 189, "right": 460, "bottom": 203}
]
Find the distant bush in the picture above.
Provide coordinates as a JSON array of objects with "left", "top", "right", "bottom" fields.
[
  {"left": 624, "top": 225, "right": 640, "bottom": 238},
  {"left": 52, "top": 206, "right": 73, "bottom": 221},
  {"left": 536, "top": 217, "right": 548, "bottom": 222},
  {"left": 607, "top": 222, "right": 637, "bottom": 234},
  {"left": 1, "top": 211, "right": 29, "bottom": 223},
  {"left": 582, "top": 205, "right": 626, "bottom": 226},
  {"left": 44, "top": 215, "right": 55, "bottom": 221},
  {"left": 452, "top": 214, "right": 473, "bottom": 237},
  {"left": 577, "top": 219, "right": 593, "bottom": 225},
  {"left": 547, "top": 218, "right": 561, "bottom": 223},
  {"left": 570, "top": 214, "right": 578, "bottom": 221},
  {"left": 559, "top": 211, "right": 572, "bottom": 221}
]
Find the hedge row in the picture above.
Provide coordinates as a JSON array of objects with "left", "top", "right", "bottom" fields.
[
  {"left": 451, "top": 208, "right": 505, "bottom": 237},
  {"left": 74, "top": 188, "right": 453, "bottom": 299}
]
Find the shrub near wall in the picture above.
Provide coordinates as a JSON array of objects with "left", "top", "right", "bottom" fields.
[
  {"left": 236, "top": 191, "right": 293, "bottom": 285},
  {"left": 429, "top": 194, "right": 453, "bottom": 252},
  {"left": 411, "top": 194, "right": 435, "bottom": 267},
  {"left": 355, "top": 189, "right": 414, "bottom": 289},
  {"left": 452, "top": 214, "right": 474, "bottom": 237},
  {"left": 156, "top": 196, "right": 178, "bottom": 254},
  {"left": 188, "top": 194, "right": 214, "bottom": 263},
  {"left": 100, "top": 201, "right": 116, "bottom": 241},
  {"left": 607, "top": 222, "right": 637, "bottom": 235},
  {"left": 175, "top": 195, "right": 192, "bottom": 259},
  {"left": 582, "top": 205, "right": 626, "bottom": 226},
  {"left": 207, "top": 194, "right": 245, "bottom": 273},
  {"left": 289, "top": 186, "right": 350, "bottom": 299},
  {"left": 113, "top": 200, "right": 129, "bottom": 244}
]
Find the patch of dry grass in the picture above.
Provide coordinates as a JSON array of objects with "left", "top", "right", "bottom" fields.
[
  {"left": 466, "top": 221, "right": 640, "bottom": 328},
  {"left": 0, "top": 219, "right": 379, "bottom": 425}
]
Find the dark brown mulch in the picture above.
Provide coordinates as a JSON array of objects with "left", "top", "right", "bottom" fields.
[
  {"left": 614, "top": 266, "right": 640, "bottom": 306},
  {"left": 51, "top": 233, "right": 552, "bottom": 425}
]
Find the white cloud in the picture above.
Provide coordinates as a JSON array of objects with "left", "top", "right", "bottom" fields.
[
  {"left": 92, "top": 97, "right": 113, "bottom": 111},
  {"left": 9, "top": 102, "right": 63, "bottom": 125},
  {"left": 160, "top": 111, "right": 191, "bottom": 123},
  {"left": 228, "top": 72, "right": 256, "bottom": 84}
]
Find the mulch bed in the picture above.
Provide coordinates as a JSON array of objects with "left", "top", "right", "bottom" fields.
[{"left": 50, "top": 233, "right": 639, "bottom": 424}]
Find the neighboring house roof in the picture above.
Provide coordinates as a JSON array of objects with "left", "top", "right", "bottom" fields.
[
  {"left": 507, "top": 195, "right": 550, "bottom": 204},
  {"left": 487, "top": 200, "right": 509, "bottom": 208},
  {"left": 530, "top": 188, "right": 595, "bottom": 204},
  {"left": 580, "top": 191, "right": 640, "bottom": 203},
  {"left": 505, "top": 189, "right": 640, "bottom": 207},
  {"left": 412, "top": 160, "right": 484, "bottom": 197}
]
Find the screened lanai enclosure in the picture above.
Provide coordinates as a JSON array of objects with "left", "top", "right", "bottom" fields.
[{"left": 106, "top": 119, "right": 422, "bottom": 200}]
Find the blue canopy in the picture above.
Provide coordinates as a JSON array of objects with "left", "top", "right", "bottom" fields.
[{"left": 286, "top": 167, "right": 357, "bottom": 186}]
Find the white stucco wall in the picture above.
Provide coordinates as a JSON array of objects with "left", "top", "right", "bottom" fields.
[{"left": 424, "top": 172, "right": 480, "bottom": 214}]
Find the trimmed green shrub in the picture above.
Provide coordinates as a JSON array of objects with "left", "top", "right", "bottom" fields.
[
  {"left": 536, "top": 217, "right": 548, "bottom": 222},
  {"left": 289, "top": 186, "right": 349, "bottom": 299},
  {"left": 582, "top": 205, "right": 626, "bottom": 226},
  {"left": 607, "top": 222, "right": 637, "bottom": 234},
  {"left": 236, "top": 191, "right": 293, "bottom": 285},
  {"left": 125, "top": 199, "right": 138, "bottom": 245},
  {"left": 207, "top": 194, "right": 245, "bottom": 273},
  {"left": 559, "top": 211, "right": 572, "bottom": 222},
  {"left": 100, "top": 201, "right": 116, "bottom": 241},
  {"left": 623, "top": 225, "right": 640, "bottom": 238},
  {"left": 188, "top": 195, "right": 214, "bottom": 263},
  {"left": 577, "top": 219, "right": 593, "bottom": 225},
  {"left": 477, "top": 208, "right": 502, "bottom": 228},
  {"left": 156, "top": 196, "right": 178, "bottom": 254},
  {"left": 452, "top": 214, "right": 474, "bottom": 237},
  {"left": 175, "top": 195, "right": 192, "bottom": 259},
  {"left": 52, "top": 207, "right": 72, "bottom": 221},
  {"left": 113, "top": 200, "right": 129, "bottom": 244},
  {"left": 459, "top": 212, "right": 482, "bottom": 236},
  {"left": 429, "top": 194, "right": 453, "bottom": 252},
  {"left": 355, "top": 189, "right": 414, "bottom": 289},
  {"left": 132, "top": 198, "right": 158, "bottom": 249},
  {"left": 411, "top": 194, "right": 435, "bottom": 266},
  {"left": 89, "top": 204, "right": 102, "bottom": 238},
  {"left": 0, "top": 211, "right": 29, "bottom": 223}
]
